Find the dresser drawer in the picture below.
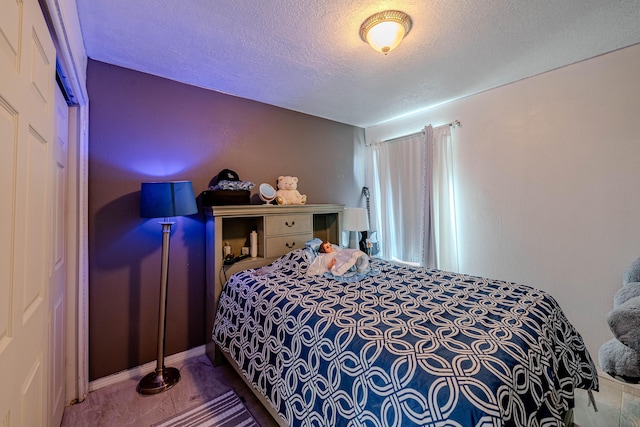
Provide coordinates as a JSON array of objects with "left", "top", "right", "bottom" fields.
[
  {"left": 265, "top": 233, "right": 313, "bottom": 257},
  {"left": 265, "top": 214, "right": 312, "bottom": 236}
]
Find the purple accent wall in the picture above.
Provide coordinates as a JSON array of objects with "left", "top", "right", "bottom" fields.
[{"left": 87, "top": 60, "right": 363, "bottom": 380}]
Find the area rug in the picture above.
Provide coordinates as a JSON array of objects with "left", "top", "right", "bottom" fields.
[{"left": 151, "top": 389, "right": 259, "bottom": 427}]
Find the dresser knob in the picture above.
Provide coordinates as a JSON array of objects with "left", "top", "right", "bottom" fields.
[
  {"left": 285, "top": 242, "right": 296, "bottom": 248},
  {"left": 285, "top": 221, "right": 295, "bottom": 227}
]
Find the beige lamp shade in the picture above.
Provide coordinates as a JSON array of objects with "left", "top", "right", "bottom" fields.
[{"left": 343, "top": 207, "right": 369, "bottom": 232}]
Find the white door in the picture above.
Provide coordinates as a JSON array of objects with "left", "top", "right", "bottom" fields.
[
  {"left": 0, "top": 0, "right": 57, "bottom": 425},
  {"left": 50, "top": 86, "right": 69, "bottom": 426}
]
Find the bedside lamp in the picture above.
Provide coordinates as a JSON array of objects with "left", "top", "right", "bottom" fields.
[
  {"left": 138, "top": 181, "right": 197, "bottom": 395},
  {"left": 342, "top": 207, "right": 369, "bottom": 250}
]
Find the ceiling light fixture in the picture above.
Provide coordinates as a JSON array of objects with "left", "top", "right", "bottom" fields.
[{"left": 360, "top": 10, "right": 413, "bottom": 55}]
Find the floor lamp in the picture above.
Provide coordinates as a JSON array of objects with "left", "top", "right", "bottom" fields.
[
  {"left": 138, "top": 181, "right": 197, "bottom": 395},
  {"left": 343, "top": 207, "right": 369, "bottom": 251}
]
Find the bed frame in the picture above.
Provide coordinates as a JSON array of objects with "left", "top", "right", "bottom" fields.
[
  {"left": 217, "top": 344, "right": 289, "bottom": 426},
  {"left": 209, "top": 258, "right": 578, "bottom": 427},
  {"left": 204, "top": 205, "right": 580, "bottom": 426},
  {"left": 203, "top": 204, "right": 343, "bottom": 425}
]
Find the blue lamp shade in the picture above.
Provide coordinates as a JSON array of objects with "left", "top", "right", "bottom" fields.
[{"left": 140, "top": 181, "right": 198, "bottom": 218}]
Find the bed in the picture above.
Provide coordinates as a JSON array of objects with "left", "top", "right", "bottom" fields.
[{"left": 212, "top": 247, "right": 598, "bottom": 427}]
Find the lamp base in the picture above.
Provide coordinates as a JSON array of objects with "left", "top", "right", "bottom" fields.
[
  {"left": 137, "top": 367, "right": 181, "bottom": 395},
  {"left": 348, "top": 231, "right": 358, "bottom": 249}
]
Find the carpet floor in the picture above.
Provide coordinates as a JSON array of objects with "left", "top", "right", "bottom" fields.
[
  {"left": 61, "top": 355, "right": 280, "bottom": 427},
  {"left": 151, "top": 389, "right": 258, "bottom": 427}
]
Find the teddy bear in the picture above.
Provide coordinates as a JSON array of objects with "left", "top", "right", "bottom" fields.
[
  {"left": 598, "top": 256, "right": 640, "bottom": 383},
  {"left": 275, "top": 176, "right": 306, "bottom": 205}
]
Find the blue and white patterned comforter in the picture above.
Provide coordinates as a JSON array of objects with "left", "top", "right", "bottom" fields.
[{"left": 213, "top": 249, "right": 598, "bottom": 427}]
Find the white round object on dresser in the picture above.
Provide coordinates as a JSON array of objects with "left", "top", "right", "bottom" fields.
[{"left": 259, "top": 183, "right": 276, "bottom": 204}]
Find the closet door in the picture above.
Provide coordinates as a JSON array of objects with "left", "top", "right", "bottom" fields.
[
  {"left": 0, "top": 0, "right": 56, "bottom": 425},
  {"left": 50, "top": 84, "right": 69, "bottom": 426}
]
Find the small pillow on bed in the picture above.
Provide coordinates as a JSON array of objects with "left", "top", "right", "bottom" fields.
[
  {"left": 304, "top": 238, "right": 323, "bottom": 262},
  {"left": 305, "top": 238, "right": 323, "bottom": 254}
]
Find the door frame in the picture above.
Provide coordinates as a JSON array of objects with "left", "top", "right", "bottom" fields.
[{"left": 39, "top": 0, "right": 90, "bottom": 404}]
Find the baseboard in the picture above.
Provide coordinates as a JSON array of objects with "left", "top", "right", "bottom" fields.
[{"left": 88, "top": 345, "right": 206, "bottom": 392}]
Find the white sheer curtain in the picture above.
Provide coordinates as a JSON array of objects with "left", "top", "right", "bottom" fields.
[
  {"left": 366, "top": 124, "right": 459, "bottom": 271},
  {"left": 367, "top": 132, "right": 425, "bottom": 264},
  {"left": 427, "top": 125, "right": 459, "bottom": 271}
]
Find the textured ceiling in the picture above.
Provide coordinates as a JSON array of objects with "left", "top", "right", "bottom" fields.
[{"left": 76, "top": 0, "right": 640, "bottom": 128}]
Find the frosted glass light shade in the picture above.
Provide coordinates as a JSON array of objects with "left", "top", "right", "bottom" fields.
[{"left": 360, "top": 10, "right": 413, "bottom": 54}]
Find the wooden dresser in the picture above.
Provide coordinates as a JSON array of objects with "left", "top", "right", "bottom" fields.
[{"left": 204, "top": 203, "right": 344, "bottom": 362}]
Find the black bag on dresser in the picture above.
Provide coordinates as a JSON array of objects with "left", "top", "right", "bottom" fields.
[
  {"left": 201, "top": 190, "right": 250, "bottom": 206},
  {"left": 202, "top": 169, "right": 251, "bottom": 206}
]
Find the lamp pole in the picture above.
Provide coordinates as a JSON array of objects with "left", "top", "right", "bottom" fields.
[
  {"left": 137, "top": 220, "right": 181, "bottom": 395},
  {"left": 138, "top": 180, "right": 197, "bottom": 395}
]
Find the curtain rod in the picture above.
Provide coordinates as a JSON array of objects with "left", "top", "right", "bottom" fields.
[{"left": 380, "top": 119, "right": 461, "bottom": 144}]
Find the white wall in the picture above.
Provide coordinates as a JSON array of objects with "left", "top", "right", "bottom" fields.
[{"left": 365, "top": 44, "right": 640, "bottom": 367}]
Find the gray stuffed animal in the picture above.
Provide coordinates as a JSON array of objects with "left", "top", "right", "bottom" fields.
[
  {"left": 598, "top": 339, "right": 640, "bottom": 382},
  {"left": 614, "top": 282, "right": 640, "bottom": 307},
  {"left": 623, "top": 257, "right": 640, "bottom": 284},
  {"left": 598, "top": 257, "right": 640, "bottom": 383},
  {"left": 608, "top": 295, "right": 640, "bottom": 351}
]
